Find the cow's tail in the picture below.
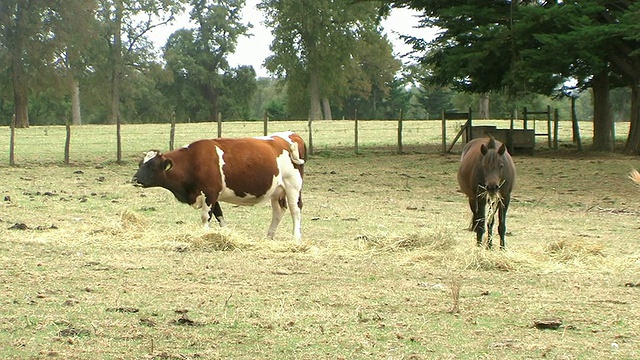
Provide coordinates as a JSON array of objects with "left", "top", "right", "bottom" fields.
[
  {"left": 289, "top": 142, "right": 305, "bottom": 165},
  {"left": 630, "top": 169, "right": 640, "bottom": 185}
]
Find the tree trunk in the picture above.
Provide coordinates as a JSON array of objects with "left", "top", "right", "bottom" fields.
[
  {"left": 206, "top": 86, "right": 220, "bottom": 122},
  {"left": 478, "top": 93, "right": 490, "bottom": 119},
  {"left": 624, "top": 80, "right": 640, "bottom": 154},
  {"left": 109, "top": 0, "right": 122, "bottom": 126},
  {"left": 322, "top": 97, "right": 332, "bottom": 120},
  {"left": 9, "top": 4, "right": 29, "bottom": 128},
  {"left": 71, "top": 77, "right": 82, "bottom": 125},
  {"left": 112, "top": 0, "right": 123, "bottom": 163},
  {"left": 12, "top": 65, "right": 29, "bottom": 128},
  {"left": 591, "top": 70, "right": 613, "bottom": 152},
  {"left": 308, "top": 71, "right": 322, "bottom": 120}
]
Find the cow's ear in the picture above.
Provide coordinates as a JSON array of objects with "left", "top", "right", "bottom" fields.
[
  {"left": 163, "top": 159, "right": 173, "bottom": 172},
  {"left": 480, "top": 144, "right": 488, "bottom": 155}
]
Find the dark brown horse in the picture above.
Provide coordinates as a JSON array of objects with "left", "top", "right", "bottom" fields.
[{"left": 457, "top": 136, "right": 516, "bottom": 249}]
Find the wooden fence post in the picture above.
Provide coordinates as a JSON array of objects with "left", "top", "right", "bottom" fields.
[
  {"left": 10, "top": 114, "right": 16, "bottom": 166},
  {"left": 397, "top": 109, "right": 404, "bottom": 154},
  {"left": 354, "top": 109, "right": 359, "bottom": 154},
  {"left": 263, "top": 112, "right": 269, "bottom": 136},
  {"left": 546, "top": 105, "right": 552, "bottom": 148},
  {"left": 169, "top": 111, "right": 176, "bottom": 151},
  {"left": 116, "top": 115, "right": 122, "bottom": 164},
  {"left": 571, "top": 97, "right": 582, "bottom": 151},
  {"left": 217, "top": 112, "right": 222, "bottom": 138},
  {"left": 308, "top": 118, "right": 314, "bottom": 155},
  {"left": 64, "top": 121, "right": 71, "bottom": 165},
  {"left": 612, "top": 118, "right": 616, "bottom": 149},
  {"left": 441, "top": 108, "right": 446, "bottom": 153},
  {"left": 553, "top": 108, "right": 559, "bottom": 150}
]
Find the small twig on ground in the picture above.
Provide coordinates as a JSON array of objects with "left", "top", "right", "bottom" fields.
[{"left": 449, "top": 278, "right": 461, "bottom": 314}]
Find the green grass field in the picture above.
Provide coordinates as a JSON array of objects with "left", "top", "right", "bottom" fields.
[{"left": 0, "top": 122, "right": 639, "bottom": 359}]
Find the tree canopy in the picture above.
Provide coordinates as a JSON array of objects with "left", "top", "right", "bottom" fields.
[
  {"left": 260, "top": 0, "right": 401, "bottom": 120},
  {"left": 382, "top": 0, "right": 640, "bottom": 152}
]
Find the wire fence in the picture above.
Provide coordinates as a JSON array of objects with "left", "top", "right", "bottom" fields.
[{"left": 0, "top": 118, "right": 629, "bottom": 166}]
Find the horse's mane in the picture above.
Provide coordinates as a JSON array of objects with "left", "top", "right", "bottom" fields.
[{"left": 487, "top": 135, "right": 497, "bottom": 149}]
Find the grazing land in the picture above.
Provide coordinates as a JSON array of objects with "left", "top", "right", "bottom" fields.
[{"left": 0, "top": 122, "right": 639, "bottom": 359}]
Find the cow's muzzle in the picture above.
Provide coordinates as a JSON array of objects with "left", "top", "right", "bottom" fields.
[{"left": 131, "top": 176, "right": 143, "bottom": 187}]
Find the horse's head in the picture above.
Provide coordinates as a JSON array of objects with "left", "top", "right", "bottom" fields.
[{"left": 480, "top": 137, "right": 507, "bottom": 197}]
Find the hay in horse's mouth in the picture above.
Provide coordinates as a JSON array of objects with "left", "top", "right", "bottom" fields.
[
  {"left": 477, "top": 180, "right": 506, "bottom": 203},
  {"left": 477, "top": 181, "right": 505, "bottom": 241}
]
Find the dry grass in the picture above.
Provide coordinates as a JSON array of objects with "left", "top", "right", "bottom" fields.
[{"left": 1, "top": 123, "right": 640, "bottom": 359}]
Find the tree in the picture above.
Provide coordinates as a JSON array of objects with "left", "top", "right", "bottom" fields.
[
  {"left": 163, "top": 0, "right": 250, "bottom": 122},
  {"left": 260, "top": 0, "right": 399, "bottom": 120},
  {"left": 0, "top": 0, "right": 95, "bottom": 127},
  {"left": 381, "top": 0, "right": 640, "bottom": 151},
  {"left": 96, "top": 0, "right": 184, "bottom": 162},
  {"left": 220, "top": 65, "right": 258, "bottom": 120}
]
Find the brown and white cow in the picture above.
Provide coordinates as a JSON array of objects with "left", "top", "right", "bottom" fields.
[
  {"left": 630, "top": 169, "right": 640, "bottom": 186},
  {"left": 133, "top": 131, "right": 306, "bottom": 240}
]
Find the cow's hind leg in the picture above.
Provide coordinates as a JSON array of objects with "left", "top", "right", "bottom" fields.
[
  {"left": 284, "top": 188, "right": 302, "bottom": 241},
  {"left": 266, "top": 189, "right": 286, "bottom": 239}
]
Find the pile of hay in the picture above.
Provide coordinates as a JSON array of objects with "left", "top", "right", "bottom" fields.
[
  {"left": 351, "top": 228, "right": 456, "bottom": 252},
  {"left": 544, "top": 237, "right": 605, "bottom": 262}
]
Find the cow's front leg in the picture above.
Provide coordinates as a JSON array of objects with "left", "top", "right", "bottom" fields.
[
  {"left": 191, "top": 191, "right": 211, "bottom": 229},
  {"left": 209, "top": 202, "right": 227, "bottom": 227}
]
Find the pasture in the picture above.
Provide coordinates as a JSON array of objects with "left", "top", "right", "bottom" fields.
[{"left": 1, "top": 122, "right": 639, "bottom": 359}]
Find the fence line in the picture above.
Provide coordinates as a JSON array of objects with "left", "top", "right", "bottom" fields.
[{"left": 2, "top": 118, "right": 630, "bottom": 165}]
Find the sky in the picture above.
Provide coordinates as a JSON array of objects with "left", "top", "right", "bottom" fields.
[{"left": 149, "top": 1, "right": 434, "bottom": 78}]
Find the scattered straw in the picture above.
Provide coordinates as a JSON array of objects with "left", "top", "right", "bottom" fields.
[
  {"left": 461, "top": 248, "right": 516, "bottom": 272},
  {"left": 449, "top": 276, "right": 462, "bottom": 314},
  {"left": 545, "top": 237, "right": 605, "bottom": 262},
  {"left": 120, "top": 210, "right": 148, "bottom": 229},
  {"left": 352, "top": 229, "right": 456, "bottom": 252}
]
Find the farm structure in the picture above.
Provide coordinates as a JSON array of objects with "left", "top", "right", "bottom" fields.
[{"left": 442, "top": 107, "right": 565, "bottom": 154}]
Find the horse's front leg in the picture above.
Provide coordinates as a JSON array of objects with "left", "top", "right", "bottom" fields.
[
  {"left": 497, "top": 196, "right": 510, "bottom": 250},
  {"left": 486, "top": 204, "right": 497, "bottom": 249},
  {"left": 474, "top": 197, "right": 486, "bottom": 247}
]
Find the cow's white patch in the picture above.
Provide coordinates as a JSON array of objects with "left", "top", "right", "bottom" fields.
[
  {"left": 257, "top": 132, "right": 304, "bottom": 165},
  {"left": 143, "top": 151, "right": 158, "bottom": 163},
  {"left": 192, "top": 191, "right": 211, "bottom": 229},
  {"left": 254, "top": 131, "right": 294, "bottom": 142}
]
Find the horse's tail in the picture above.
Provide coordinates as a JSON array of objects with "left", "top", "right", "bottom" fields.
[{"left": 630, "top": 169, "right": 640, "bottom": 185}]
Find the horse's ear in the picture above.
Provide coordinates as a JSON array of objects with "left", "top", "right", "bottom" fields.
[
  {"left": 481, "top": 144, "right": 488, "bottom": 155},
  {"left": 498, "top": 143, "right": 507, "bottom": 155}
]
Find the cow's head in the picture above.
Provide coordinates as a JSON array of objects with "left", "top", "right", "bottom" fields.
[{"left": 132, "top": 150, "right": 174, "bottom": 187}]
